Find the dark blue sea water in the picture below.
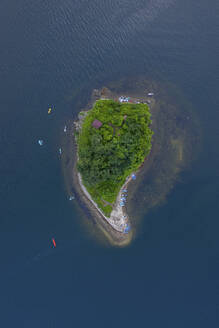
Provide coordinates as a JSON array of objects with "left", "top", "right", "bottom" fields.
[{"left": 0, "top": 0, "right": 218, "bottom": 326}]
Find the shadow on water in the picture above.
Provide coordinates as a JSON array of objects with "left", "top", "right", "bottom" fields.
[{"left": 61, "top": 76, "right": 201, "bottom": 247}]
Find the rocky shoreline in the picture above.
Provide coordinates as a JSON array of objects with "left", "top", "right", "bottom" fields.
[
  {"left": 77, "top": 171, "right": 131, "bottom": 234},
  {"left": 71, "top": 140, "right": 134, "bottom": 246}
]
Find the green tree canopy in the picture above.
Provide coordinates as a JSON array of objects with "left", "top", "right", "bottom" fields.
[{"left": 77, "top": 99, "right": 153, "bottom": 216}]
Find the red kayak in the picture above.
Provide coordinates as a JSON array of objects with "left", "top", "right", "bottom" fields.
[{"left": 52, "top": 238, "right": 56, "bottom": 248}]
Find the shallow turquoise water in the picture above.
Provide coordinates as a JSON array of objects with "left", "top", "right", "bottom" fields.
[{"left": 0, "top": 0, "right": 218, "bottom": 326}]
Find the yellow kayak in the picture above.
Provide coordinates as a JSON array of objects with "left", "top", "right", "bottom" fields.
[{"left": 48, "top": 107, "right": 52, "bottom": 114}]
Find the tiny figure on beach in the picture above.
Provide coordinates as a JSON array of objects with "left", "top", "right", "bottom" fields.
[
  {"left": 131, "top": 174, "right": 136, "bottom": 180},
  {"left": 124, "top": 224, "right": 131, "bottom": 234}
]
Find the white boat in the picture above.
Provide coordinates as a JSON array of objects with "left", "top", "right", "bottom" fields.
[{"left": 64, "top": 126, "right": 67, "bottom": 133}]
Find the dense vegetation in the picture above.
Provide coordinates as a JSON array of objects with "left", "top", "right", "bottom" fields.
[{"left": 77, "top": 99, "right": 153, "bottom": 216}]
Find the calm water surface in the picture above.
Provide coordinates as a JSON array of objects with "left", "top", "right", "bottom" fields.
[{"left": 0, "top": 0, "right": 218, "bottom": 327}]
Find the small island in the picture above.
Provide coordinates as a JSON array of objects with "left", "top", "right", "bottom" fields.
[
  {"left": 61, "top": 77, "right": 200, "bottom": 247},
  {"left": 75, "top": 99, "right": 153, "bottom": 234}
]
